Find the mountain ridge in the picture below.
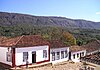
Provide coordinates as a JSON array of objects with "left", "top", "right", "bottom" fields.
[{"left": 0, "top": 12, "right": 100, "bottom": 29}]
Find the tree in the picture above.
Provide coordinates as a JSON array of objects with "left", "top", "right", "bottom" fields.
[{"left": 62, "top": 32, "right": 76, "bottom": 46}]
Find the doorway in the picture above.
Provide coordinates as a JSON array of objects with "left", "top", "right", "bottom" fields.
[
  {"left": 69, "top": 52, "right": 71, "bottom": 60},
  {"left": 32, "top": 51, "right": 36, "bottom": 63}
]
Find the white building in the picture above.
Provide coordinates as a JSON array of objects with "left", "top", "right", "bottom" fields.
[
  {"left": 69, "top": 46, "right": 86, "bottom": 62},
  {"left": 0, "top": 35, "right": 50, "bottom": 68},
  {"left": 50, "top": 40, "right": 69, "bottom": 64}
]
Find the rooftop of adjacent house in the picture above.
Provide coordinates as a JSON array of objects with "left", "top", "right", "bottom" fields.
[
  {"left": 49, "top": 40, "right": 68, "bottom": 49},
  {"left": 69, "top": 45, "right": 86, "bottom": 52},
  {"left": 82, "top": 40, "right": 100, "bottom": 53},
  {"left": 81, "top": 52, "right": 100, "bottom": 65},
  {"left": 0, "top": 35, "right": 50, "bottom": 48}
]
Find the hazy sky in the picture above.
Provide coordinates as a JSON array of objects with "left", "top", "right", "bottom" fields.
[{"left": 0, "top": 0, "right": 100, "bottom": 22}]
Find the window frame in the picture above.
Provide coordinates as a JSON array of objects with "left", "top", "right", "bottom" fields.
[
  {"left": 77, "top": 53, "right": 79, "bottom": 58},
  {"left": 6, "top": 51, "right": 12, "bottom": 62},
  {"left": 43, "top": 50, "right": 47, "bottom": 58},
  {"left": 56, "top": 52, "right": 60, "bottom": 60},
  {"left": 52, "top": 52, "right": 55, "bottom": 61},
  {"left": 82, "top": 52, "right": 84, "bottom": 56},
  {"left": 23, "top": 52, "right": 28, "bottom": 62},
  {"left": 73, "top": 54, "right": 75, "bottom": 59},
  {"left": 61, "top": 51, "right": 64, "bottom": 59},
  {"left": 65, "top": 50, "right": 68, "bottom": 58}
]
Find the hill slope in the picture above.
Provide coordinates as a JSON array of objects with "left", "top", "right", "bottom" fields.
[{"left": 0, "top": 12, "right": 100, "bottom": 29}]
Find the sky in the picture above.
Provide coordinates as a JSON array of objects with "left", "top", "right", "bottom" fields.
[{"left": 0, "top": 0, "right": 100, "bottom": 22}]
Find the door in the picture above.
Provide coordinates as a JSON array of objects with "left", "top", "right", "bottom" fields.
[
  {"left": 80, "top": 53, "right": 81, "bottom": 58},
  {"left": 32, "top": 51, "right": 36, "bottom": 63},
  {"left": 69, "top": 52, "right": 71, "bottom": 60}
]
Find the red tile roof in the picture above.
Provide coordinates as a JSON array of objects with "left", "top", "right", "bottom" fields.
[
  {"left": 49, "top": 40, "right": 68, "bottom": 49},
  {"left": 0, "top": 36, "right": 8, "bottom": 44},
  {"left": 70, "top": 40, "right": 100, "bottom": 53},
  {"left": 69, "top": 45, "right": 86, "bottom": 52},
  {"left": 82, "top": 40, "right": 100, "bottom": 53},
  {"left": 0, "top": 35, "right": 50, "bottom": 48}
]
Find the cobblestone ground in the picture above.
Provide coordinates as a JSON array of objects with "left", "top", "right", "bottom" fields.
[{"left": 25, "top": 61, "right": 83, "bottom": 70}]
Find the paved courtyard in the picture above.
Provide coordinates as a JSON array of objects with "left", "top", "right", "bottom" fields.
[{"left": 24, "top": 61, "right": 83, "bottom": 70}]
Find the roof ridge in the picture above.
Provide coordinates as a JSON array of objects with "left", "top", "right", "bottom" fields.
[
  {"left": 14, "top": 35, "right": 24, "bottom": 46},
  {"left": 96, "top": 40, "right": 100, "bottom": 45}
]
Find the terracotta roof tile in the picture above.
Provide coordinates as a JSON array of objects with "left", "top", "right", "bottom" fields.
[
  {"left": 49, "top": 40, "right": 68, "bottom": 49},
  {"left": 0, "top": 36, "right": 8, "bottom": 44},
  {"left": 69, "top": 45, "right": 86, "bottom": 52},
  {"left": 82, "top": 40, "right": 100, "bottom": 53},
  {"left": 0, "top": 35, "right": 50, "bottom": 48}
]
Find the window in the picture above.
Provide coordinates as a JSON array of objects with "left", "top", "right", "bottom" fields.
[
  {"left": 56, "top": 52, "right": 60, "bottom": 60},
  {"left": 73, "top": 54, "right": 75, "bottom": 59},
  {"left": 23, "top": 52, "right": 28, "bottom": 62},
  {"left": 61, "top": 51, "right": 64, "bottom": 59},
  {"left": 43, "top": 50, "right": 47, "bottom": 58},
  {"left": 6, "top": 51, "right": 12, "bottom": 62},
  {"left": 80, "top": 53, "right": 81, "bottom": 57},
  {"left": 77, "top": 53, "right": 79, "bottom": 58},
  {"left": 52, "top": 52, "right": 55, "bottom": 61},
  {"left": 82, "top": 52, "right": 84, "bottom": 56},
  {"left": 65, "top": 50, "right": 68, "bottom": 58}
]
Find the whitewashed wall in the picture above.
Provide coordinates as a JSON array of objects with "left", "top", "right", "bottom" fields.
[
  {"left": 15, "top": 45, "right": 49, "bottom": 66},
  {"left": 50, "top": 47, "right": 69, "bottom": 64},
  {"left": 0, "top": 47, "right": 12, "bottom": 66},
  {"left": 71, "top": 50, "right": 86, "bottom": 62}
]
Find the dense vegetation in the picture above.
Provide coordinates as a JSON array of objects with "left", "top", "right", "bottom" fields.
[
  {"left": 0, "top": 25, "right": 76, "bottom": 46},
  {"left": 0, "top": 24, "right": 100, "bottom": 46},
  {"left": 68, "top": 28, "right": 100, "bottom": 45}
]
